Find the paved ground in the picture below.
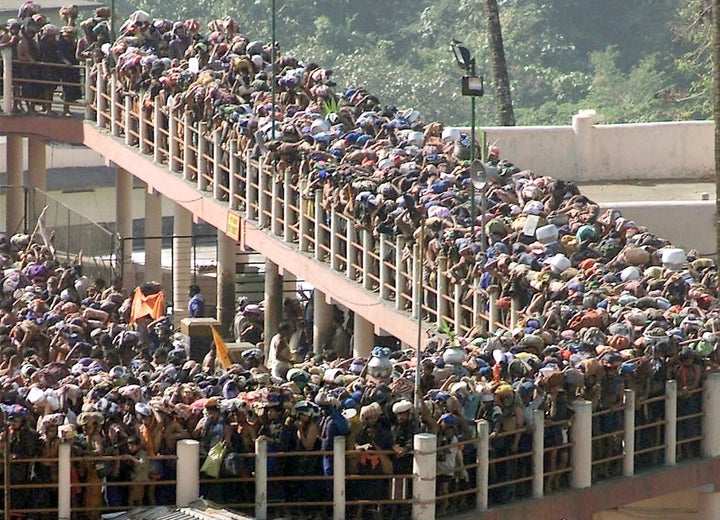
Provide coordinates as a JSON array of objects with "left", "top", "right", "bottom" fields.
[{"left": 578, "top": 179, "right": 715, "bottom": 203}]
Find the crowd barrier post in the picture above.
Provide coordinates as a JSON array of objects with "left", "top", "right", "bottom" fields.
[
  {"left": 623, "top": 388, "right": 635, "bottom": 476},
  {"left": 2, "top": 48, "right": 12, "bottom": 114},
  {"left": 124, "top": 95, "right": 133, "bottom": 146},
  {"left": 411, "top": 243, "right": 420, "bottom": 320},
  {"left": 169, "top": 107, "right": 179, "bottom": 173},
  {"left": 510, "top": 296, "right": 520, "bottom": 330},
  {"left": 283, "top": 168, "right": 294, "bottom": 242},
  {"left": 245, "top": 151, "right": 256, "bottom": 221},
  {"left": 346, "top": 220, "right": 355, "bottom": 280},
  {"left": 96, "top": 70, "right": 105, "bottom": 128},
  {"left": 255, "top": 437, "right": 268, "bottom": 520},
  {"left": 197, "top": 121, "right": 208, "bottom": 192},
  {"left": 532, "top": 408, "right": 545, "bottom": 499},
  {"left": 380, "top": 237, "right": 391, "bottom": 300},
  {"left": 412, "top": 433, "right": 437, "bottom": 520},
  {"left": 362, "top": 229, "right": 372, "bottom": 290},
  {"left": 665, "top": 379, "right": 678, "bottom": 466},
  {"left": 454, "top": 284, "right": 463, "bottom": 335},
  {"left": 138, "top": 91, "right": 148, "bottom": 154},
  {"left": 110, "top": 74, "right": 119, "bottom": 137},
  {"left": 330, "top": 206, "right": 340, "bottom": 271},
  {"left": 213, "top": 128, "right": 222, "bottom": 200},
  {"left": 84, "top": 59, "right": 93, "bottom": 120},
  {"left": 183, "top": 111, "right": 192, "bottom": 181},
  {"left": 153, "top": 96, "right": 162, "bottom": 163},
  {"left": 271, "top": 171, "right": 282, "bottom": 236},
  {"left": 702, "top": 372, "right": 720, "bottom": 457},
  {"left": 395, "top": 235, "right": 406, "bottom": 310},
  {"left": 488, "top": 286, "right": 499, "bottom": 334},
  {"left": 58, "top": 441, "right": 72, "bottom": 520},
  {"left": 176, "top": 439, "right": 200, "bottom": 506},
  {"left": 472, "top": 278, "right": 483, "bottom": 331},
  {"left": 436, "top": 256, "right": 448, "bottom": 328},
  {"left": 570, "top": 399, "right": 592, "bottom": 489},
  {"left": 333, "top": 435, "right": 346, "bottom": 520},
  {"left": 476, "top": 420, "right": 489, "bottom": 511},
  {"left": 257, "top": 156, "right": 267, "bottom": 227},
  {"left": 314, "top": 189, "right": 324, "bottom": 261},
  {"left": 299, "top": 187, "right": 309, "bottom": 252},
  {"left": 228, "top": 140, "right": 239, "bottom": 209}
]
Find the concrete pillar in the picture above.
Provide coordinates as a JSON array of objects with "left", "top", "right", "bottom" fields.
[
  {"left": 58, "top": 442, "right": 71, "bottom": 520},
  {"left": 379, "top": 236, "right": 391, "bottom": 300},
  {"left": 27, "top": 137, "right": 47, "bottom": 219},
  {"left": 702, "top": 372, "right": 720, "bottom": 457},
  {"left": 411, "top": 243, "right": 420, "bottom": 320},
  {"left": 183, "top": 112, "right": 193, "bottom": 181},
  {"left": 665, "top": 379, "right": 678, "bottom": 466},
  {"left": 488, "top": 285, "right": 500, "bottom": 334},
  {"left": 116, "top": 167, "right": 134, "bottom": 285},
  {"left": 570, "top": 399, "right": 592, "bottom": 489},
  {"left": 362, "top": 229, "right": 372, "bottom": 290},
  {"left": 314, "top": 190, "right": 323, "bottom": 261},
  {"left": 395, "top": 235, "right": 406, "bottom": 311},
  {"left": 330, "top": 207, "right": 340, "bottom": 271},
  {"left": 572, "top": 109, "right": 598, "bottom": 180},
  {"left": 2, "top": 47, "right": 12, "bottom": 114},
  {"left": 217, "top": 230, "right": 236, "bottom": 335},
  {"left": 197, "top": 122, "right": 209, "bottom": 191},
  {"left": 623, "top": 389, "right": 635, "bottom": 477},
  {"left": 436, "top": 256, "right": 448, "bottom": 327},
  {"left": 333, "top": 436, "right": 346, "bottom": 520},
  {"left": 532, "top": 409, "right": 545, "bottom": 499},
  {"left": 313, "top": 289, "right": 333, "bottom": 355},
  {"left": 263, "top": 259, "right": 283, "bottom": 352},
  {"left": 353, "top": 313, "right": 374, "bottom": 358},
  {"left": 144, "top": 188, "right": 163, "bottom": 283},
  {"left": 476, "top": 420, "right": 489, "bottom": 511},
  {"left": 176, "top": 439, "right": 199, "bottom": 507},
  {"left": 173, "top": 203, "right": 193, "bottom": 321},
  {"left": 697, "top": 492, "right": 720, "bottom": 520},
  {"left": 412, "top": 433, "right": 437, "bottom": 520},
  {"left": 6, "top": 135, "right": 24, "bottom": 235},
  {"left": 255, "top": 438, "right": 268, "bottom": 520}
]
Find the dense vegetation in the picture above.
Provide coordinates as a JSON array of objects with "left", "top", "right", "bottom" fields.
[{"left": 115, "top": 0, "right": 714, "bottom": 126}]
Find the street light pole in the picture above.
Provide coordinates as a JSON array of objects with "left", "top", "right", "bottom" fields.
[{"left": 271, "top": 0, "right": 276, "bottom": 144}]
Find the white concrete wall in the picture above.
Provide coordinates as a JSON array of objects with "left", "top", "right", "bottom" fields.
[{"left": 0, "top": 137, "right": 105, "bottom": 173}]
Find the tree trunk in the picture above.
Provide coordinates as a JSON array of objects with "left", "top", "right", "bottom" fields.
[
  {"left": 485, "top": 0, "right": 515, "bottom": 126},
  {"left": 714, "top": 0, "right": 720, "bottom": 259}
]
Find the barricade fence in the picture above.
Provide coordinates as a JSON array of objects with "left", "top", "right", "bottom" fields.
[{"left": 0, "top": 377, "right": 713, "bottom": 520}]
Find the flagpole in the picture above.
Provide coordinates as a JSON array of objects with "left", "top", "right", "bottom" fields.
[{"left": 24, "top": 205, "right": 49, "bottom": 256}]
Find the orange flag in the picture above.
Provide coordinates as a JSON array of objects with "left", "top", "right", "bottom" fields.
[
  {"left": 211, "top": 326, "right": 232, "bottom": 369},
  {"left": 129, "top": 286, "right": 165, "bottom": 323}
]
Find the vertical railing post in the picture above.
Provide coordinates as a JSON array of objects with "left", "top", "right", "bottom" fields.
[
  {"left": 314, "top": 190, "right": 324, "bottom": 261},
  {"left": 229, "top": 140, "right": 239, "bottom": 210},
  {"left": 124, "top": 95, "right": 133, "bottom": 146},
  {"left": 411, "top": 243, "right": 420, "bottom": 320},
  {"left": 213, "top": 128, "right": 222, "bottom": 200},
  {"left": 333, "top": 436, "right": 346, "bottom": 520},
  {"left": 395, "top": 235, "right": 406, "bottom": 310},
  {"left": 84, "top": 59, "right": 93, "bottom": 120},
  {"left": 271, "top": 173, "right": 282, "bottom": 236},
  {"left": 665, "top": 379, "right": 678, "bottom": 466},
  {"left": 183, "top": 111, "right": 192, "bottom": 181},
  {"left": 436, "top": 256, "right": 449, "bottom": 327},
  {"left": 197, "top": 121, "right": 208, "bottom": 191},
  {"left": 110, "top": 73, "right": 119, "bottom": 136},
  {"left": 703, "top": 372, "right": 720, "bottom": 457},
  {"left": 488, "top": 286, "right": 499, "bottom": 334},
  {"left": 255, "top": 438, "right": 268, "bottom": 520},
  {"left": 362, "top": 229, "right": 373, "bottom": 290},
  {"left": 476, "top": 420, "right": 489, "bottom": 512},
  {"left": 379, "top": 237, "right": 390, "bottom": 300},
  {"left": 168, "top": 106, "right": 179, "bottom": 173},
  {"left": 95, "top": 69, "right": 105, "bottom": 127},
  {"left": 532, "top": 409, "right": 545, "bottom": 499},
  {"left": 330, "top": 206, "right": 340, "bottom": 270},
  {"left": 346, "top": 220, "right": 355, "bottom": 280},
  {"left": 570, "top": 400, "right": 592, "bottom": 489},
  {"left": 138, "top": 91, "right": 148, "bottom": 154},
  {"left": 473, "top": 277, "right": 485, "bottom": 331},
  {"left": 246, "top": 151, "right": 256, "bottom": 221},
  {"left": 413, "top": 433, "right": 437, "bottom": 520},
  {"left": 176, "top": 439, "right": 200, "bottom": 506},
  {"left": 257, "top": 158, "right": 267, "bottom": 227},
  {"left": 623, "top": 389, "right": 635, "bottom": 477},
  {"left": 1, "top": 48, "right": 11, "bottom": 114},
  {"left": 58, "top": 442, "right": 71, "bottom": 520},
  {"left": 299, "top": 186, "right": 309, "bottom": 251},
  {"left": 153, "top": 96, "right": 162, "bottom": 163},
  {"left": 454, "top": 284, "right": 463, "bottom": 335},
  {"left": 284, "top": 169, "right": 294, "bottom": 242}
]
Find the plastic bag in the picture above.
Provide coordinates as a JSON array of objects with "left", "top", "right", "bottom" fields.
[{"left": 200, "top": 441, "right": 227, "bottom": 478}]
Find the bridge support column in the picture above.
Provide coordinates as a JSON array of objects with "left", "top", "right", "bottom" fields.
[
  {"left": 570, "top": 399, "right": 592, "bottom": 489},
  {"left": 27, "top": 137, "right": 47, "bottom": 219},
  {"left": 413, "top": 433, "right": 437, "bottom": 520},
  {"left": 144, "top": 188, "right": 162, "bottom": 283},
  {"left": 263, "top": 260, "right": 283, "bottom": 354},
  {"left": 217, "top": 230, "right": 236, "bottom": 336},
  {"left": 173, "top": 203, "right": 192, "bottom": 321},
  {"left": 353, "top": 313, "right": 374, "bottom": 358},
  {"left": 116, "top": 166, "right": 134, "bottom": 285},
  {"left": 176, "top": 439, "right": 199, "bottom": 507},
  {"left": 6, "top": 135, "right": 24, "bottom": 235},
  {"left": 313, "top": 289, "right": 333, "bottom": 355},
  {"left": 702, "top": 372, "right": 720, "bottom": 457},
  {"left": 698, "top": 491, "right": 720, "bottom": 520}
]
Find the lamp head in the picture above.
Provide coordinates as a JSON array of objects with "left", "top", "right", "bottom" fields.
[
  {"left": 470, "top": 160, "right": 487, "bottom": 190},
  {"left": 451, "top": 40, "right": 474, "bottom": 73}
]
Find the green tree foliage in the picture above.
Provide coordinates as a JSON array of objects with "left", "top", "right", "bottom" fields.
[{"left": 118, "top": 0, "right": 712, "bottom": 125}]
